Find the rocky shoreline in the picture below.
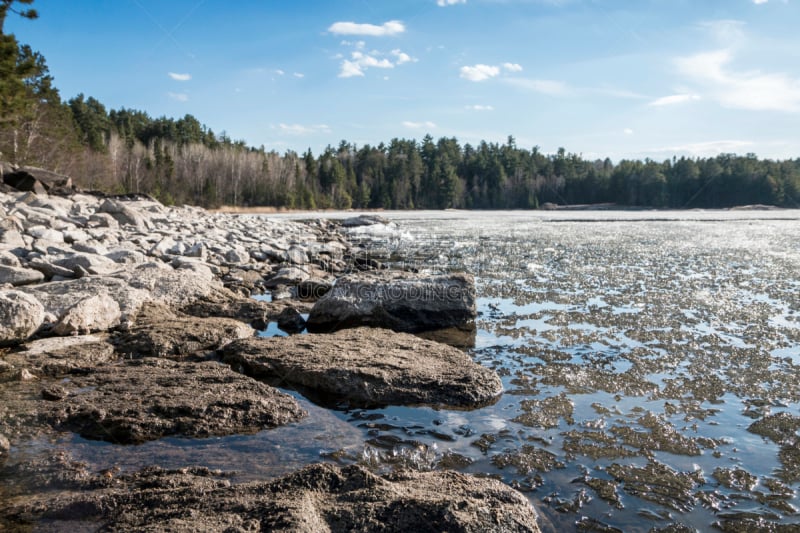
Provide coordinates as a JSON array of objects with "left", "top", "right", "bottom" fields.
[{"left": 0, "top": 166, "right": 540, "bottom": 531}]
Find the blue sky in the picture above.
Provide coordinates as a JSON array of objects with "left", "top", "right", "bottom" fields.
[{"left": 6, "top": 0, "right": 800, "bottom": 160}]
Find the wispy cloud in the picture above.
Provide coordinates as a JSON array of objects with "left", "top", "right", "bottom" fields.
[
  {"left": 676, "top": 49, "right": 800, "bottom": 112},
  {"left": 278, "top": 123, "right": 331, "bottom": 135},
  {"left": 437, "top": 0, "right": 466, "bottom": 6},
  {"left": 168, "top": 72, "right": 191, "bottom": 81},
  {"left": 502, "top": 62, "right": 523, "bottom": 73},
  {"left": 649, "top": 93, "right": 701, "bottom": 106},
  {"left": 402, "top": 120, "right": 437, "bottom": 129},
  {"left": 652, "top": 139, "right": 755, "bottom": 157},
  {"left": 293, "top": 72, "right": 305, "bottom": 78},
  {"left": 391, "top": 49, "right": 417, "bottom": 65},
  {"left": 466, "top": 104, "right": 494, "bottom": 111},
  {"left": 753, "top": 0, "right": 768, "bottom": 4},
  {"left": 505, "top": 78, "right": 571, "bottom": 96},
  {"left": 328, "top": 20, "right": 405, "bottom": 37},
  {"left": 624, "top": 128, "right": 634, "bottom": 135},
  {"left": 167, "top": 92, "right": 188, "bottom": 102}
]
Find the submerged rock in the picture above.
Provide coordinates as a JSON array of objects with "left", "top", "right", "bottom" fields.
[
  {"left": 5, "top": 463, "right": 541, "bottom": 532},
  {"left": 307, "top": 271, "right": 477, "bottom": 334},
  {"left": 221, "top": 327, "right": 502, "bottom": 408},
  {"left": 42, "top": 358, "right": 306, "bottom": 444},
  {"left": 0, "top": 290, "right": 44, "bottom": 346}
]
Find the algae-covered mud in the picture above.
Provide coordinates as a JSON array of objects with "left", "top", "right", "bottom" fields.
[{"left": 338, "top": 210, "right": 800, "bottom": 532}]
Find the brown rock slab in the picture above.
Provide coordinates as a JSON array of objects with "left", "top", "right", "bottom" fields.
[
  {"left": 5, "top": 463, "right": 541, "bottom": 532},
  {"left": 3, "top": 334, "right": 116, "bottom": 378},
  {"left": 115, "top": 303, "right": 254, "bottom": 360},
  {"left": 221, "top": 327, "right": 502, "bottom": 408},
  {"left": 42, "top": 358, "right": 306, "bottom": 444}
]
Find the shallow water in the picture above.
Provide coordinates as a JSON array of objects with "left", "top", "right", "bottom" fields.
[{"left": 8, "top": 209, "right": 800, "bottom": 532}]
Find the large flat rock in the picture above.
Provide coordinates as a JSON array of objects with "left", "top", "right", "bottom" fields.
[
  {"left": 221, "top": 327, "right": 502, "bottom": 408},
  {"left": 307, "top": 271, "right": 477, "bottom": 333},
  {"left": 2, "top": 334, "right": 116, "bottom": 378},
  {"left": 42, "top": 359, "right": 306, "bottom": 444},
  {"left": 4, "top": 463, "right": 541, "bottom": 532}
]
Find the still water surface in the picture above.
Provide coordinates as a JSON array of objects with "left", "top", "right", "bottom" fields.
[{"left": 53, "top": 210, "right": 800, "bottom": 531}]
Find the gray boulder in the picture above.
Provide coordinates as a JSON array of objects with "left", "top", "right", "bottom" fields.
[
  {"left": 98, "top": 199, "right": 151, "bottom": 229},
  {"left": 341, "top": 214, "right": 390, "bottom": 227},
  {"left": 52, "top": 293, "right": 122, "bottom": 335},
  {"left": 42, "top": 358, "right": 307, "bottom": 444},
  {"left": 0, "top": 290, "right": 44, "bottom": 345},
  {"left": 221, "top": 327, "right": 502, "bottom": 408},
  {"left": 0, "top": 265, "right": 45, "bottom": 286},
  {"left": 264, "top": 266, "right": 309, "bottom": 289},
  {"left": 307, "top": 271, "right": 477, "bottom": 333}
]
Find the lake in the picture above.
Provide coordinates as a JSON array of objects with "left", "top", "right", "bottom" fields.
[{"left": 45, "top": 209, "right": 800, "bottom": 531}]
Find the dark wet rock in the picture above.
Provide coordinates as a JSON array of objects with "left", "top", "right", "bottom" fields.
[
  {"left": 512, "top": 393, "right": 574, "bottom": 429},
  {"left": 115, "top": 303, "right": 254, "bottom": 360},
  {"left": 41, "top": 358, "right": 306, "bottom": 444},
  {"left": 41, "top": 385, "right": 68, "bottom": 401},
  {"left": 276, "top": 306, "right": 306, "bottom": 334},
  {"left": 646, "top": 524, "right": 695, "bottom": 533},
  {"left": 562, "top": 430, "right": 638, "bottom": 461},
  {"left": 221, "top": 327, "right": 503, "bottom": 408},
  {"left": 491, "top": 444, "right": 565, "bottom": 474},
  {"left": 0, "top": 264, "right": 44, "bottom": 286},
  {"left": 584, "top": 477, "right": 623, "bottom": 509},
  {"left": 712, "top": 517, "right": 799, "bottom": 532},
  {"left": 52, "top": 293, "right": 121, "bottom": 335},
  {"left": 712, "top": 467, "right": 758, "bottom": 491},
  {"left": 307, "top": 271, "right": 477, "bottom": 334},
  {"left": 2, "top": 166, "right": 72, "bottom": 194},
  {"left": 2, "top": 335, "right": 116, "bottom": 377},
  {"left": 3, "top": 463, "right": 541, "bottom": 532},
  {"left": 297, "top": 278, "right": 332, "bottom": 301},
  {"left": 748, "top": 412, "right": 800, "bottom": 445},
  {"left": 0, "top": 290, "right": 44, "bottom": 346},
  {"left": 609, "top": 412, "right": 707, "bottom": 456},
  {"left": 606, "top": 461, "right": 704, "bottom": 512}
]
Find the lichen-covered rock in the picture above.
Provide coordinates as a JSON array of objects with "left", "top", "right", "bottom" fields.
[
  {"left": 0, "top": 290, "right": 44, "bottom": 346},
  {"left": 42, "top": 358, "right": 306, "bottom": 444},
  {"left": 307, "top": 271, "right": 477, "bottom": 333},
  {"left": 5, "top": 463, "right": 541, "bottom": 532},
  {"left": 222, "top": 327, "right": 502, "bottom": 408}
]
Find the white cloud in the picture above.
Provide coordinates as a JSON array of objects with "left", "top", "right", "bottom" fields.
[
  {"left": 168, "top": 72, "right": 191, "bottom": 81},
  {"left": 391, "top": 49, "right": 416, "bottom": 65},
  {"left": 502, "top": 62, "right": 523, "bottom": 72},
  {"left": 676, "top": 49, "right": 800, "bottom": 112},
  {"left": 339, "top": 60, "right": 365, "bottom": 78},
  {"left": 402, "top": 121, "right": 437, "bottom": 129},
  {"left": 167, "top": 92, "right": 188, "bottom": 102},
  {"left": 274, "top": 69, "right": 285, "bottom": 76},
  {"left": 466, "top": 104, "right": 494, "bottom": 111},
  {"left": 649, "top": 93, "right": 701, "bottom": 106},
  {"left": 460, "top": 64, "right": 500, "bottom": 81},
  {"left": 278, "top": 123, "right": 331, "bottom": 135},
  {"left": 437, "top": 0, "right": 466, "bottom": 5},
  {"left": 624, "top": 128, "right": 634, "bottom": 135},
  {"left": 753, "top": 0, "right": 768, "bottom": 4},
  {"left": 337, "top": 47, "right": 415, "bottom": 78},
  {"left": 328, "top": 20, "right": 405, "bottom": 37},
  {"left": 293, "top": 72, "right": 305, "bottom": 78}
]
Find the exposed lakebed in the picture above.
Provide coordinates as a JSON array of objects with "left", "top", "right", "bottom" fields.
[{"left": 5, "top": 209, "right": 800, "bottom": 532}]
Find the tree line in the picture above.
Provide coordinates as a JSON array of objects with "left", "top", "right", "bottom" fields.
[{"left": 2, "top": 1, "right": 799, "bottom": 210}]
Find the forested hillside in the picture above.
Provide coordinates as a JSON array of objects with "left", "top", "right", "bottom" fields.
[{"left": 2, "top": 1, "right": 799, "bottom": 210}]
